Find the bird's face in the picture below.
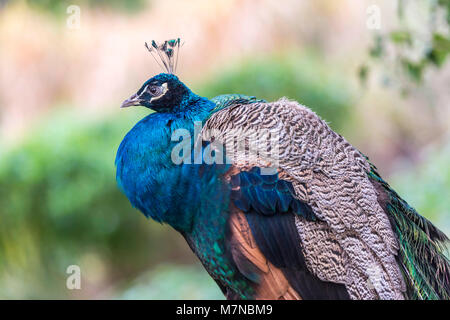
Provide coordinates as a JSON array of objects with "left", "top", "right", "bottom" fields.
[{"left": 121, "top": 73, "right": 190, "bottom": 112}]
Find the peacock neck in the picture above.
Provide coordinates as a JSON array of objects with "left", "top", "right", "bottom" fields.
[{"left": 115, "top": 95, "right": 227, "bottom": 233}]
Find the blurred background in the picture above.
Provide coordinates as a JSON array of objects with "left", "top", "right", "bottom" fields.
[{"left": 0, "top": 0, "right": 449, "bottom": 299}]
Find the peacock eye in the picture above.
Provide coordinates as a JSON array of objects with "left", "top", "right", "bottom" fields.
[
  {"left": 144, "top": 82, "right": 168, "bottom": 101},
  {"left": 148, "top": 86, "right": 160, "bottom": 96}
]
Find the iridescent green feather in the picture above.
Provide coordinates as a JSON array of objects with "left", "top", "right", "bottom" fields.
[
  {"left": 367, "top": 162, "right": 450, "bottom": 300},
  {"left": 210, "top": 94, "right": 266, "bottom": 114}
]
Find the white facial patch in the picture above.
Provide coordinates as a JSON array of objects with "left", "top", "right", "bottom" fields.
[{"left": 150, "top": 82, "right": 168, "bottom": 102}]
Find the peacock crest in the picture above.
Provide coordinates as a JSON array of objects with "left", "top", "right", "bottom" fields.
[{"left": 145, "top": 39, "right": 182, "bottom": 74}]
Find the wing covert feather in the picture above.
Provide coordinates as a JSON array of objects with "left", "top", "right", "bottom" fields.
[{"left": 205, "top": 98, "right": 406, "bottom": 299}]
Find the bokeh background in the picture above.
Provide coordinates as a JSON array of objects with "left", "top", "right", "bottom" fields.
[{"left": 0, "top": 0, "right": 449, "bottom": 299}]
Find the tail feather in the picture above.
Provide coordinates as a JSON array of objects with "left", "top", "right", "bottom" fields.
[{"left": 368, "top": 163, "right": 450, "bottom": 300}]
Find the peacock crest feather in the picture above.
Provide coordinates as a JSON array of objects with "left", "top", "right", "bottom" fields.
[{"left": 145, "top": 39, "right": 182, "bottom": 74}]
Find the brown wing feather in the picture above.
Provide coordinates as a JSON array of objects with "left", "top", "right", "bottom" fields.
[{"left": 228, "top": 208, "right": 302, "bottom": 300}]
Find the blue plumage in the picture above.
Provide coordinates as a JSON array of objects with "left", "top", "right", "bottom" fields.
[{"left": 116, "top": 74, "right": 225, "bottom": 231}]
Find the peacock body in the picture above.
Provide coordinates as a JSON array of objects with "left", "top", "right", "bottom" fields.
[{"left": 115, "top": 41, "right": 450, "bottom": 300}]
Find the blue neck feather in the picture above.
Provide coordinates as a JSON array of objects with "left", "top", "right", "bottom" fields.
[{"left": 115, "top": 92, "right": 229, "bottom": 232}]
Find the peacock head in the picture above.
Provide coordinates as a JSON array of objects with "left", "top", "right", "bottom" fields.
[
  {"left": 121, "top": 39, "right": 193, "bottom": 113},
  {"left": 121, "top": 73, "right": 192, "bottom": 112}
]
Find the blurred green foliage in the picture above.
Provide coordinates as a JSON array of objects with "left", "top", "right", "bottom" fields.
[
  {"left": 391, "top": 143, "right": 450, "bottom": 236},
  {"left": 362, "top": 0, "right": 450, "bottom": 87},
  {"left": 117, "top": 264, "right": 223, "bottom": 300},
  {"left": 22, "top": 0, "right": 147, "bottom": 15},
  {"left": 197, "top": 51, "right": 353, "bottom": 132}
]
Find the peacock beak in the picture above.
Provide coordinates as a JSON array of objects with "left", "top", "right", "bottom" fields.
[{"left": 121, "top": 93, "right": 142, "bottom": 108}]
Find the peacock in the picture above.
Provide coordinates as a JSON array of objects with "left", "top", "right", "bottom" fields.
[{"left": 115, "top": 40, "right": 450, "bottom": 300}]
